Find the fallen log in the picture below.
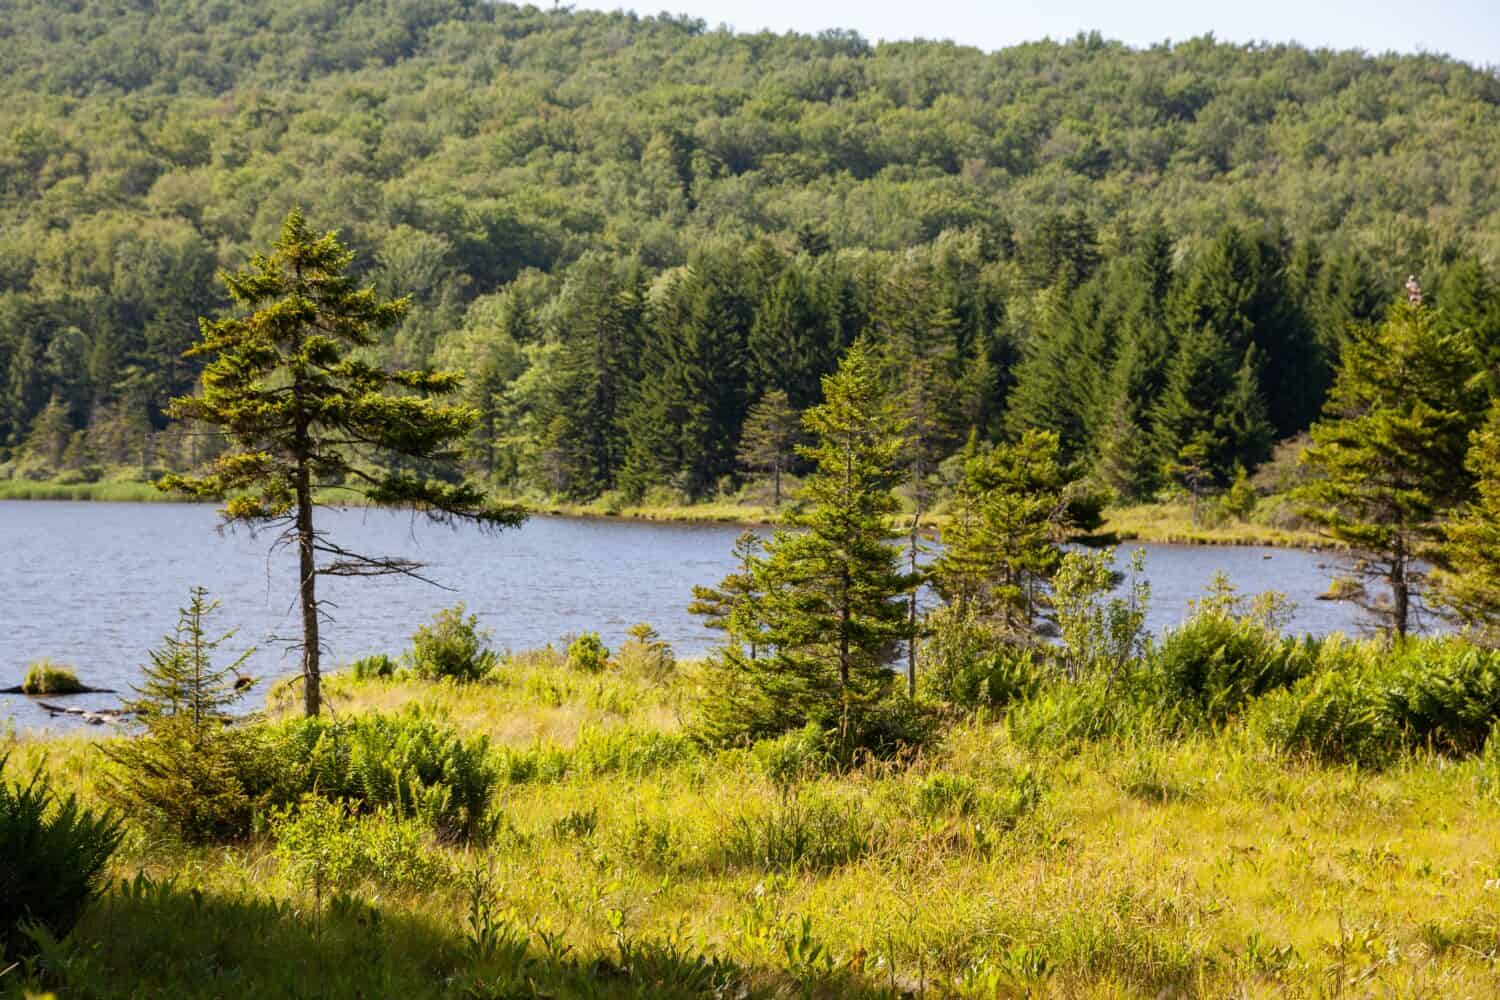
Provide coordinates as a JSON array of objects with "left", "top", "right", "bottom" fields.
[
  {"left": 34, "top": 701, "right": 136, "bottom": 726},
  {"left": 0, "top": 684, "right": 118, "bottom": 695}
]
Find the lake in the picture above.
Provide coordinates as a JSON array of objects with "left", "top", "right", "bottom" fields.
[{"left": 0, "top": 500, "right": 1369, "bottom": 730}]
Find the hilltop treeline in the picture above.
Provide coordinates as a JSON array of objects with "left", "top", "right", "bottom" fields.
[{"left": 3, "top": 0, "right": 1500, "bottom": 498}]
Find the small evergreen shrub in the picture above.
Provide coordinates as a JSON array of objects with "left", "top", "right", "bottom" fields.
[
  {"left": 408, "top": 604, "right": 498, "bottom": 682},
  {"left": 1, "top": 755, "right": 124, "bottom": 958},
  {"left": 21, "top": 659, "right": 84, "bottom": 695},
  {"left": 349, "top": 653, "right": 398, "bottom": 681},
  {"left": 101, "top": 588, "right": 259, "bottom": 842},
  {"left": 618, "top": 623, "right": 675, "bottom": 683},
  {"left": 565, "top": 632, "right": 610, "bottom": 674}
]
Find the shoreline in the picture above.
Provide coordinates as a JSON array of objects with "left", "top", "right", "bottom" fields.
[{"left": 0, "top": 479, "right": 1327, "bottom": 549}]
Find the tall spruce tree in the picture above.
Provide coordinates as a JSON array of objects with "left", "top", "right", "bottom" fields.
[
  {"left": 1297, "top": 293, "right": 1480, "bottom": 637},
  {"left": 698, "top": 341, "right": 916, "bottom": 753},
  {"left": 1436, "top": 402, "right": 1500, "bottom": 638},
  {"left": 162, "top": 210, "right": 525, "bottom": 716}
]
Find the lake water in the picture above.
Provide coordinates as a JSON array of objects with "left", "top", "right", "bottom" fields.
[{"left": 0, "top": 500, "right": 1370, "bottom": 730}]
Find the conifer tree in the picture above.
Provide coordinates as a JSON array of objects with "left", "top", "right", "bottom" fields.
[
  {"left": 101, "top": 588, "right": 257, "bottom": 842},
  {"left": 933, "top": 430, "right": 1082, "bottom": 636},
  {"left": 699, "top": 341, "right": 916, "bottom": 752},
  {"left": 1152, "top": 324, "right": 1274, "bottom": 486},
  {"left": 736, "top": 390, "right": 800, "bottom": 506},
  {"left": 162, "top": 210, "right": 525, "bottom": 716},
  {"left": 688, "top": 530, "right": 766, "bottom": 658},
  {"left": 1298, "top": 293, "right": 1480, "bottom": 637},
  {"left": 1437, "top": 403, "right": 1500, "bottom": 638}
]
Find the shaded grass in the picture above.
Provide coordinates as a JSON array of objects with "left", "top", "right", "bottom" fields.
[{"left": 8, "top": 652, "right": 1500, "bottom": 997}]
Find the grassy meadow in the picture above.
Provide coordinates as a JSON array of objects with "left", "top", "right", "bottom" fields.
[{"left": 6, "top": 641, "right": 1500, "bottom": 999}]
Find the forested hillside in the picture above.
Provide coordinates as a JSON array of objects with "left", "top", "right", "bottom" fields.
[{"left": 3, "top": 0, "right": 1500, "bottom": 502}]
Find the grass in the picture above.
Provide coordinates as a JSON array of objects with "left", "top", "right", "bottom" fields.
[
  {"left": 6, "top": 646, "right": 1500, "bottom": 998},
  {"left": 21, "top": 659, "right": 85, "bottom": 695},
  {"left": 1101, "top": 501, "right": 1326, "bottom": 548}
]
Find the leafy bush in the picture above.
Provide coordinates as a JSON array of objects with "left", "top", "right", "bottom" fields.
[
  {"left": 1, "top": 755, "right": 124, "bottom": 958},
  {"left": 566, "top": 632, "right": 610, "bottom": 674},
  {"left": 1383, "top": 642, "right": 1500, "bottom": 754},
  {"left": 269, "top": 796, "right": 447, "bottom": 892},
  {"left": 266, "top": 709, "right": 499, "bottom": 841},
  {"left": 349, "top": 653, "right": 398, "bottom": 681},
  {"left": 21, "top": 659, "right": 84, "bottom": 695},
  {"left": 1249, "top": 668, "right": 1399, "bottom": 768},
  {"left": 921, "top": 606, "right": 1047, "bottom": 710},
  {"left": 1145, "top": 613, "right": 1314, "bottom": 726},
  {"left": 408, "top": 604, "right": 498, "bottom": 682}
]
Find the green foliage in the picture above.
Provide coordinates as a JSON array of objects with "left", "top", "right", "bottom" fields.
[
  {"left": 407, "top": 604, "right": 497, "bottom": 683},
  {"left": 702, "top": 342, "right": 917, "bottom": 756},
  {"left": 564, "top": 632, "right": 610, "bottom": 674},
  {"left": 269, "top": 796, "right": 447, "bottom": 893},
  {"left": 1383, "top": 642, "right": 1500, "bottom": 755},
  {"left": 919, "top": 605, "right": 1046, "bottom": 710},
  {"left": 349, "top": 653, "right": 398, "bottom": 681},
  {"left": 21, "top": 658, "right": 83, "bottom": 695},
  {"left": 1249, "top": 668, "right": 1399, "bottom": 768},
  {"left": 1144, "top": 577, "right": 1312, "bottom": 725},
  {"left": 713, "top": 790, "right": 882, "bottom": 874},
  {"left": 1297, "top": 297, "right": 1482, "bottom": 636},
  {"left": 617, "top": 623, "right": 676, "bottom": 684},
  {"left": 1438, "top": 401, "right": 1500, "bottom": 636},
  {"left": 266, "top": 709, "right": 498, "bottom": 842},
  {"left": 159, "top": 211, "right": 525, "bottom": 716},
  {"left": 0, "top": 754, "right": 123, "bottom": 958},
  {"left": 101, "top": 588, "right": 259, "bottom": 842},
  {"left": 1053, "top": 547, "right": 1151, "bottom": 679}
]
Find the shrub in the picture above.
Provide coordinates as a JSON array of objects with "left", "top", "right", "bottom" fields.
[
  {"left": 1249, "top": 668, "right": 1399, "bottom": 768},
  {"left": 349, "top": 653, "right": 398, "bottom": 681},
  {"left": 1145, "top": 613, "right": 1313, "bottom": 726},
  {"left": 22, "top": 659, "right": 84, "bottom": 695},
  {"left": 1383, "top": 642, "right": 1500, "bottom": 754},
  {"left": 269, "top": 796, "right": 446, "bottom": 892},
  {"left": 409, "top": 604, "right": 498, "bottom": 682},
  {"left": 618, "top": 623, "right": 675, "bottom": 683},
  {"left": 265, "top": 709, "right": 498, "bottom": 841},
  {"left": 920, "top": 607, "right": 1046, "bottom": 710},
  {"left": 753, "top": 723, "right": 836, "bottom": 793},
  {"left": 1, "top": 755, "right": 124, "bottom": 958},
  {"left": 566, "top": 632, "right": 610, "bottom": 673}
]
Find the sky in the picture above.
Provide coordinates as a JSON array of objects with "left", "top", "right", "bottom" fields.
[{"left": 567, "top": 0, "right": 1500, "bottom": 68}]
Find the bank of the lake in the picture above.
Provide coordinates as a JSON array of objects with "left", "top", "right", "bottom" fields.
[{"left": 0, "top": 473, "right": 1324, "bottom": 549}]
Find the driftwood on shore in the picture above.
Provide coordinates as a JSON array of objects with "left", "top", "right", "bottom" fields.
[
  {"left": 33, "top": 701, "right": 136, "bottom": 725},
  {"left": 0, "top": 684, "right": 118, "bottom": 695}
]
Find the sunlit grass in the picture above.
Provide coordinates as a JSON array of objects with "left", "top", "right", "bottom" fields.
[{"left": 8, "top": 644, "right": 1499, "bottom": 997}]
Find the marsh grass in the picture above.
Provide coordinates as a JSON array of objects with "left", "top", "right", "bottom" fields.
[
  {"left": 8, "top": 644, "right": 1500, "bottom": 997},
  {"left": 21, "top": 659, "right": 84, "bottom": 695}
]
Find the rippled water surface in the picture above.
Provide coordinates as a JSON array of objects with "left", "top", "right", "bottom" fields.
[{"left": 2, "top": 500, "right": 1369, "bottom": 729}]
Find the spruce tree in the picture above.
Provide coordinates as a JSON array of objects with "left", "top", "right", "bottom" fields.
[
  {"left": 1298, "top": 293, "right": 1480, "bottom": 637},
  {"left": 101, "top": 588, "right": 257, "bottom": 842},
  {"left": 933, "top": 430, "right": 1082, "bottom": 636},
  {"left": 688, "top": 530, "right": 766, "bottom": 659},
  {"left": 698, "top": 341, "right": 916, "bottom": 753},
  {"left": 162, "top": 210, "right": 525, "bottom": 716},
  {"left": 736, "top": 390, "right": 800, "bottom": 506},
  {"left": 1437, "top": 402, "right": 1500, "bottom": 638}
]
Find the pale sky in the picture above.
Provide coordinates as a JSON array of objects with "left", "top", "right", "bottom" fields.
[{"left": 569, "top": 0, "right": 1500, "bottom": 68}]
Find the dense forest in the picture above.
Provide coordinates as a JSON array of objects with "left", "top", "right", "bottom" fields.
[{"left": 3, "top": 0, "right": 1500, "bottom": 503}]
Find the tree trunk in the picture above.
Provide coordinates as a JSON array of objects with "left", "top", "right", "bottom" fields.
[
  {"left": 908, "top": 512, "right": 919, "bottom": 698},
  {"left": 296, "top": 452, "right": 321, "bottom": 717},
  {"left": 1391, "top": 547, "right": 1409, "bottom": 640},
  {"left": 773, "top": 460, "right": 781, "bottom": 507}
]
